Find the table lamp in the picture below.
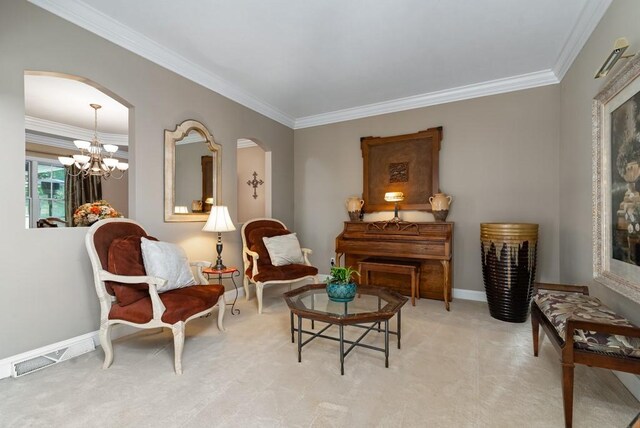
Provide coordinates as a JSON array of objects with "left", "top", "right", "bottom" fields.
[
  {"left": 202, "top": 206, "right": 236, "bottom": 270},
  {"left": 384, "top": 192, "right": 404, "bottom": 222}
]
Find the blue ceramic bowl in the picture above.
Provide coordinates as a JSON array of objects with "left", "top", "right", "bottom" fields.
[{"left": 326, "top": 282, "right": 357, "bottom": 302}]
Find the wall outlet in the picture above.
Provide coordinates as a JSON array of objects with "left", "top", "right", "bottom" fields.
[{"left": 330, "top": 257, "right": 335, "bottom": 266}]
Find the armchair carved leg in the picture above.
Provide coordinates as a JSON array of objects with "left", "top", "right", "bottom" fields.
[
  {"left": 244, "top": 275, "right": 251, "bottom": 301},
  {"left": 172, "top": 321, "right": 185, "bottom": 375},
  {"left": 256, "top": 282, "right": 264, "bottom": 314},
  {"left": 99, "top": 321, "right": 114, "bottom": 369},
  {"left": 217, "top": 294, "right": 226, "bottom": 331}
]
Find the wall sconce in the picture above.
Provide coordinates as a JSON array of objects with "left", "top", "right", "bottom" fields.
[
  {"left": 384, "top": 192, "right": 404, "bottom": 222},
  {"left": 595, "top": 37, "right": 633, "bottom": 79}
]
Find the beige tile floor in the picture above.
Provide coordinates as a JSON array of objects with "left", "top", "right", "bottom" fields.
[{"left": 0, "top": 291, "right": 638, "bottom": 427}]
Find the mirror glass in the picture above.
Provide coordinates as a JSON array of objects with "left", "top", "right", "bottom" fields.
[
  {"left": 165, "top": 120, "right": 221, "bottom": 222},
  {"left": 24, "top": 72, "right": 129, "bottom": 229}
]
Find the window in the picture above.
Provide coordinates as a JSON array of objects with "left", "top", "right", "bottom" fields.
[{"left": 25, "top": 158, "right": 67, "bottom": 228}]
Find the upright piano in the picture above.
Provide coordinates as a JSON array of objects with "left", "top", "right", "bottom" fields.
[{"left": 335, "top": 221, "right": 454, "bottom": 310}]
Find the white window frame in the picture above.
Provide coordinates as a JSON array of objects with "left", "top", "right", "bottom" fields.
[{"left": 25, "top": 156, "right": 67, "bottom": 228}]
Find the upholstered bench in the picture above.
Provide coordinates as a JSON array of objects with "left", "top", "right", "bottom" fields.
[
  {"left": 358, "top": 258, "right": 421, "bottom": 306},
  {"left": 531, "top": 282, "right": 640, "bottom": 428}
]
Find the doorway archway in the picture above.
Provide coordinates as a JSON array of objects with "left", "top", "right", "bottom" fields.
[{"left": 237, "top": 138, "right": 271, "bottom": 222}]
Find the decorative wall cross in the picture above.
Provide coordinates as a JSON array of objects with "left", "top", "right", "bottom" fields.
[{"left": 247, "top": 171, "right": 264, "bottom": 199}]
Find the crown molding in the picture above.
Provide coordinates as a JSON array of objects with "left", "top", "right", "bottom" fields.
[
  {"left": 25, "top": 131, "right": 129, "bottom": 160},
  {"left": 294, "top": 70, "right": 559, "bottom": 129},
  {"left": 25, "top": 116, "right": 128, "bottom": 146},
  {"left": 28, "top": 0, "right": 295, "bottom": 129},
  {"left": 30, "top": 0, "right": 609, "bottom": 130},
  {"left": 237, "top": 138, "right": 258, "bottom": 149},
  {"left": 553, "top": 0, "right": 612, "bottom": 80}
]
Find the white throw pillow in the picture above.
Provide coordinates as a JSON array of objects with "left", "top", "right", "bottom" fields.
[
  {"left": 262, "top": 233, "right": 305, "bottom": 266},
  {"left": 140, "top": 237, "right": 196, "bottom": 293}
]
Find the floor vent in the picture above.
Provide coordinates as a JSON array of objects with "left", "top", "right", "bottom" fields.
[{"left": 11, "top": 337, "right": 95, "bottom": 377}]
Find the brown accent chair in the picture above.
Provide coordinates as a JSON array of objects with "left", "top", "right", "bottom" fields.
[
  {"left": 241, "top": 218, "right": 319, "bottom": 313},
  {"left": 85, "top": 218, "right": 225, "bottom": 374}
]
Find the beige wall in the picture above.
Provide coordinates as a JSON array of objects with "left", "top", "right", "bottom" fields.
[
  {"left": 0, "top": 1, "right": 293, "bottom": 359},
  {"left": 294, "top": 85, "right": 561, "bottom": 291},
  {"left": 237, "top": 146, "right": 266, "bottom": 223},
  {"left": 560, "top": 0, "right": 640, "bottom": 322}
]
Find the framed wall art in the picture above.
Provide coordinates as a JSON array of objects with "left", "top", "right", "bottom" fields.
[
  {"left": 361, "top": 127, "right": 442, "bottom": 213},
  {"left": 593, "top": 53, "right": 640, "bottom": 303}
]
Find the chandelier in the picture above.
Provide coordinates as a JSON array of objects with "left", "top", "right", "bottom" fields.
[{"left": 58, "top": 103, "right": 128, "bottom": 179}]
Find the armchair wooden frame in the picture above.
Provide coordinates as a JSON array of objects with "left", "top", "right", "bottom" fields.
[
  {"left": 531, "top": 282, "right": 640, "bottom": 427},
  {"left": 241, "top": 218, "right": 319, "bottom": 314},
  {"left": 86, "top": 218, "right": 225, "bottom": 374}
]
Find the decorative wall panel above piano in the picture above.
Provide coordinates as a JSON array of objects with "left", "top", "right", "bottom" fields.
[{"left": 361, "top": 127, "right": 442, "bottom": 213}]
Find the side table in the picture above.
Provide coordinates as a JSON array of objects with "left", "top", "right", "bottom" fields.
[{"left": 203, "top": 266, "right": 240, "bottom": 315}]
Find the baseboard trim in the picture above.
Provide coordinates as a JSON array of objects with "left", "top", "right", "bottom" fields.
[
  {"left": 0, "top": 288, "right": 240, "bottom": 380},
  {"left": 453, "top": 288, "right": 487, "bottom": 302}
]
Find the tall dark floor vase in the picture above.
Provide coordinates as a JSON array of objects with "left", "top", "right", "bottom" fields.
[{"left": 481, "top": 223, "right": 538, "bottom": 323}]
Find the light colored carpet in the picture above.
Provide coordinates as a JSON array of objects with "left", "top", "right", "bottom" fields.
[{"left": 0, "top": 290, "right": 638, "bottom": 427}]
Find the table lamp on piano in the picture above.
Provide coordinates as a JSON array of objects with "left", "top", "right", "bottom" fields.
[{"left": 384, "top": 192, "right": 404, "bottom": 222}]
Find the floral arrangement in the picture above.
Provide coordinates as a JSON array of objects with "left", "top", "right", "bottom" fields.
[{"left": 73, "top": 200, "right": 122, "bottom": 226}]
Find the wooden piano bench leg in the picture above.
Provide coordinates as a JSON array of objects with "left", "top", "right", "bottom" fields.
[
  {"left": 441, "top": 260, "right": 450, "bottom": 311},
  {"left": 410, "top": 270, "right": 416, "bottom": 306}
]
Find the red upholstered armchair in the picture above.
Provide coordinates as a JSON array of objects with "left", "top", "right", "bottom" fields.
[
  {"left": 85, "top": 218, "right": 225, "bottom": 374},
  {"left": 241, "top": 218, "right": 319, "bottom": 313}
]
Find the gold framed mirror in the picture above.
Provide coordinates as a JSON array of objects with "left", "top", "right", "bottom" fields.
[{"left": 164, "top": 120, "right": 222, "bottom": 222}]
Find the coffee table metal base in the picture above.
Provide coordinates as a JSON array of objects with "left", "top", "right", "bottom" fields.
[{"left": 290, "top": 311, "right": 401, "bottom": 375}]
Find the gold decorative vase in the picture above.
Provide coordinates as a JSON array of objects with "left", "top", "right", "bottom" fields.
[{"left": 480, "top": 223, "right": 538, "bottom": 323}]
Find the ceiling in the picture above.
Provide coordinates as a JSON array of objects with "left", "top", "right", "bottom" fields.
[
  {"left": 25, "top": 74, "right": 128, "bottom": 134},
  {"left": 31, "top": 0, "right": 612, "bottom": 128}
]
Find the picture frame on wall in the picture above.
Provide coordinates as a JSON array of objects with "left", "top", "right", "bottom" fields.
[
  {"left": 361, "top": 127, "right": 442, "bottom": 213},
  {"left": 593, "top": 53, "right": 640, "bottom": 303}
]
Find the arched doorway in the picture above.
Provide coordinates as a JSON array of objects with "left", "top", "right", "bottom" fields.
[{"left": 237, "top": 138, "right": 271, "bottom": 222}]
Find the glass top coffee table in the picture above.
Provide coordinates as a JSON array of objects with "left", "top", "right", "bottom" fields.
[{"left": 283, "top": 283, "right": 407, "bottom": 375}]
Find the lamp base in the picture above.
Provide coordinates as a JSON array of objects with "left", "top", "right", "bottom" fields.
[{"left": 214, "top": 232, "right": 226, "bottom": 271}]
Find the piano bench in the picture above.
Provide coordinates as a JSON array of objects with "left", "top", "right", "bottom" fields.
[{"left": 358, "top": 258, "right": 421, "bottom": 306}]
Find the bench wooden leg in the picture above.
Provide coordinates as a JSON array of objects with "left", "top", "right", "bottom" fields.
[
  {"left": 410, "top": 270, "right": 416, "bottom": 306},
  {"left": 562, "top": 362, "right": 574, "bottom": 428},
  {"left": 531, "top": 306, "right": 539, "bottom": 357}
]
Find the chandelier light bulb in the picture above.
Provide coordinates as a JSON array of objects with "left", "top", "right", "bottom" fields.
[
  {"left": 103, "top": 144, "right": 119, "bottom": 153},
  {"left": 103, "top": 158, "right": 119, "bottom": 168},
  {"left": 58, "top": 156, "right": 75, "bottom": 166},
  {"left": 73, "top": 140, "right": 91, "bottom": 150},
  {"left": 116, "top": 162, "right": 129, "bottom": 171},
  {"left": 73, "top": 154, "right": 90, "bottom": 164}
]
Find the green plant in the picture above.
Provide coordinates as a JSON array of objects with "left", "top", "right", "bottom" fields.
[{"left": 327, "top": 266, "right": 360, "bottom": 284}]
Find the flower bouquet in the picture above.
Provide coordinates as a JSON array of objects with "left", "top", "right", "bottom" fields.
[{"left": 73, "top": 200, "right": 123, "bottom": 226}]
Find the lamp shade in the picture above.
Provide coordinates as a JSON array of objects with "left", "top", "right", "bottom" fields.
[
  {"left": 384, "top": 192, "right": 404, "bottom": 202},
  {"left": 202, "top": 206, "right": 236, "bottom": 232}
]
